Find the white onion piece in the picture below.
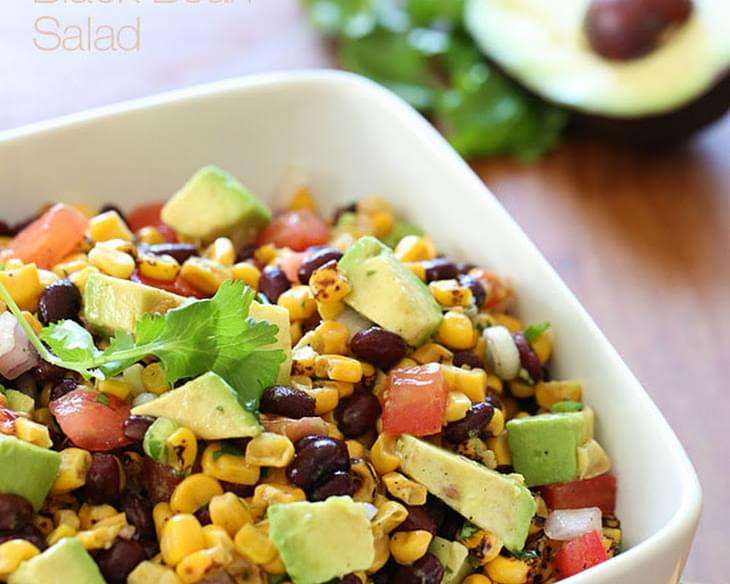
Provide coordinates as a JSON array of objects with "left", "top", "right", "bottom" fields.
[
  {"left": 544, "top": 507, "right": 602, "bottom": 541},
  {"left": 335, "top": 307, "right": 373, "bottom": 342},
  {"left": 362, "top": 502, "right": 378, "bottom": 521},
  {"left": 483, "top": 325, "right": 520, "bottom": 380},
  {"left": 0, "top": 312, "right": 39, "bottom": 380}
]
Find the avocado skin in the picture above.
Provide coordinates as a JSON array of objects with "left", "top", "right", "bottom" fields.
[
  {"left": 8, "top": 537, "right": 104, "bottom": 584},
  {"left": 0, "top": 435, "right": 60, "bottom": 511}
]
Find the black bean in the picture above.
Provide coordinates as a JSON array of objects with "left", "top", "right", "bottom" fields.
[
  {"left": 140, "top": 539, "right": 160, "bottom": 559},
  {"left": 294, "top": 434, "right": 328, "bottom": 452},
  {"left": 144, "top": 243, "right": 198, "bottom": 264},
  {"left": 336, "top": 391, "right": 381, "bottom": 438},
  {"left": 38, "top": 279, "right": 82, "bottom": 325},
  {"left": 219, "top": 481, "right": 255, "bottom": 498},
  {"left": 350, "top": 327, "right": 407, "bottom": 370},
  {"left": 0, "top": 524, "right": 46, "bottom": 550},
  {"left": 286, "top": 437, "right": 350, "bottom": 490},
  {"left": 459, "top": 274, "right": 486, "bottom": 309},
  {"left": 485, "top": 392, "right": 503, "bottom": 412},
  {"left": 298, "top": 247, "right": 343, "bottom": 284},
  {"left": 0, "top": 494, "right": 33, "bottom": 531},
  {"left": 333, "top": 575, "right": 362, "bottom": 584},
  {"left": 50, "top": 378, "right": 78, "bottom": 402},
  {"left": 392, "top": 553, "right": 444, "bottom": 584},
  {"left": 119, "top": 492, "right": 154, "bottom": 539},
  {"left": 236, "top": 243, "right": 258, "bottom": 263},
  {"left": 452, "top": 350, "right": 483, "bottom": 370},
  {"left": 32, "top": 361, "right": 67, "bottom": 383},
  {"left": 86, "top": 453, "right": 121, "bottom": 504},
  {"left": 97, "top": 537, "right": 146, "bottom": 584},
  {"left": 195, "top": 506, "right": 212, "bottom": 525},
  {"left": 0, "top": 221, "right": 12, "bottom": 237},
  {"left": 513, "top": 332, "right": 543, "bottom": 383},
  {"left": 260, "top": 386, "right": 316, "bottom": 419},
  {"left": 332, "top": 202, "right": 357, "bottom": 224},
  {"left": 123, "top": 415, "right": 155, "bottom": 442},
  {"left": 14, "top": 374, "right": 37, "bottom": 400},
  {"left": 423, "top": 258, "right": 459, "bottom": 283},
  {"left": 142, "top": 457, "right": 182, "bottom": 504},
  {"left": 99, "top": 204, "right": 126, "bottom": 223},
  {"left": 443, "top": 401, "right": 494, "bottom": 444},
  {"left": 455, "top": 262, "right": 475, "bottom": 275},
  {"left": 396, "top": 505, "right": 436, "bottom": 535},
  {"left": 259, "top": 266, "right": 290, "bottom": 303},
  {"left": 309, "top": 471, "right": 358, "bottom": 501}
]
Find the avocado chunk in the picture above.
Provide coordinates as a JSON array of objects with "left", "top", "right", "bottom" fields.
[
  {"left": 380, "top": 220, "right": 424, "bottom": 249},
  {"left": 397, "top": 435, "right": 535, "bottom": 551},
  {"left": 506, "top": 413, "right": 584, "bottom": 487},
  {"left": 84, "top": 273, "right": 185, "bottom": 335},
  {"left": 338, "top": 236, "right": 442, "bottom": 347},
  {"left": 142, "top": 417, "right": 179, "bottom": 464},
  {"left": 268, "top": 497, "right": 374, "bottom": 584},
  {"left": 161, "top": 166, "right": 271, "bottom": 243},
  {"left": 428, "top": 537, "right": 472, "bottom": 584},
  {"left": 5, "top": 390, "right": 34, "bottom": 414},
  {"left": 249, "top": 301, "right": 291, "bottom": 385},
  {"left": 131, "top": 372, "right": 260, "bottom": 439},
  {"left": 0, "top": 435, "right": 60, "bottom": 511},
  {"left": 8, "top": 537, "right": 104, "bottom": 584}
]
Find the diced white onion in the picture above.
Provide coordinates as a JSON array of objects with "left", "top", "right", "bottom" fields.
[
  {"left": 483, "top": 325, "right": 520, "bottom": 380},
  {"left": 545, "top": 507, "right": 602, "bottom": 541},
  {"left": 132, "top": 392, "right": 157, "bottom": 407},
  {"left": 362, "top": 502, "right": 378, "bottom": 521},
  {"left": 0, "top": 312, "right": 39, "bottom": 379}
]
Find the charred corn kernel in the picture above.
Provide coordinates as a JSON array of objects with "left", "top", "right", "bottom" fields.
[
  {"left": 180, "top": 257, "right": 231, "bottom": 295},
  {"left": 509, "top": 379, "right": 535, "bottom": 399},
  {"left": 231, "top": 262, "right": 261, "bottom": 291},
  {"left": 139, "top": 253, "right": 181, "bottom": 282},
  {"left": 137, "top": 225, "right": 167, "bottom": 245},
  {"left": 142, "top": 362, "right": 169, "bottom": 395},
  {"left": 68, "top": 266, "right": 99, "bottom": 292},
  {"left": 254, "top": 243, "right": 279, "bottom": 266},
  {"left": 277, "top": 285, "right": 317, "bottom": 320},
  {"left": 445, "top": 391, "right": 472, "bottom": 423},
  {"left": 456, "top": 437, "right": 496, "bottom": 468},
  {"left": 251, "top": 484, "right": 306, "bottom": 518},
  {"left": 98, "top": 378, "right": 131, "bottom": 401},
  {"left": 154, "top": 502, "right": 174, "bottom": 539},
  {"left": 460, "top": 530, "right": 503, "bottom": 565},
  {"left": 394, "top": 236, "right": 436, "bottom": 262},
  {"left": 486, "top": 374, "right": 503, "bottom": 395},
  {"left": 485, "top": 556, "right": 529, "bottom": 584},
  {"left": 438, "top": 311, "right": 477, "bottom": 350},
  {"left": 89, "top": 210, "right": 133, "bottom": 242},
  {"left": 88, "top": 245, "right": 135, "bottom": 279},
  {"left": 372, "top": 500, "right": 408, "bottom": 535},
  {"left": 78, "top": 504, "right": 117, "bottom": 530},
  {"left": 531, "top": 331, "right": 553, "bottom": 364},
  {"left": 176, "top": 549, "right": 214, "bottom": 583},
  {"left": 202, "top": 443, "right": 261, "bottom": 485},
  {"left": 485, "top": 408, "right": 504, "bottom": 435},
  {"left": 346, "top": 439, "right": 366, "bottom": 458},
  {"left": 403, "top": 261, "right": 426, "bottom": 281},
  {"left": 15, "top": 417, "right": 52, "bottom": 448},
  {"left": 288, "top": 186, "right": 317, "bottom": 212},
  {"left": 0, "top": 263, "right": 42, "bottom": 311},
  {"left": 317, "top": 299, "right": 345, "bottom": 320},
  {"left": 161, "top": 514, "right": 206, "bottom": 567},
  {"left": 314, "top": 355, "right": 362, "bottom": 383},
  {"left": 367, "top": 530, "right": 391, "bottom": 574},
  {"left": 22, "top": 311, "right": 43, "bottom": 334},
  {"left": 33, "top": 515, "right": 54, "bottom": 535},
  {"left": 351, "top": 460, "right": 378, "bottom": 504},
  {"left": 429, "top": 279, "right": 473, "bottom": 308},
  {"left": 603, "top": 527, "right": 622, "bottom": 547},
  {"left": 262, "top": 554, "right": 287, "bottom": 575},
  {"left": 443, "top": 365, "right": 488, "bottom": 403},
  {"left": 46, "top": 523, "right": 76, "bottom": 545},
  {"left": 312, "top": 320, "right": 349, "bottom": 355},
  {"left": 492, "top": 314, "right": 523, "bottom": 333},
  {"left": 464, "top": 576, "right": 493, "bottom": 584},
  {"left": 371, "top": 433, "right": 400, "bottom": 474},
  {"left": 204, "top": 237, "right": 235, "bottom": 267},
  {"left": 577, "top": 439, "right": 611, "bottom": 479},
  {"left": 382, "top": 472, "right": 428, "bottom": 506},
  {"left": 412, "top": 343, "right": 454, "bottom": 365},
  {"left": 170, "top": 474, "right": 224, "bottom": 514},
  {"left": 0, "top": 539, "right": 40, "bottom": 578},
  {"left": 51, "top": 448, "right": 92, "bottom": 494},
  {"left": 485, "top": 433, "right": 511, "bottom": 466},
  {"left": 245, "top": 433, "right": 295, "bottom": 468},
  {"left": 166, "top": 427, "right": 198, "bottom": 471},
  {"left": 390, "top": 530, "right": 432, "bottom": 565},
  {"left": 304, "top": 386, "right": 340, "bottom": 415},
  {"left": 209, "top": 493, "right": 254, "bottom": 537},
  {"left": 535, "top": 380, "right": 582, "bottom": 410},
  {"left": 77, "top": 513, "right": 127, "bottom": 550},
  {"left": 234, "top": 523, "right": 277, "bottom": 565},
  {"left": 129, "top": 561, "right": 183, "bottom": 584}
]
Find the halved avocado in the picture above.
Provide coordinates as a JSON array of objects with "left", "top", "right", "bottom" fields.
[{"left": 464, "top": 0, "right": 729, "bottom": 142}]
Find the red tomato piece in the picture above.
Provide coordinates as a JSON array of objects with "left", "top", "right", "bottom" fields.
[
  {"left": 126, "top": 203, "right": 164, "bottom": 232},
  {"left": 541, "top": 474, "right": 617, "bottom": 515},
  {"left": 155, "top": 223, "right": 178, "bottom": 244},
  {"left": 5, "top": 204, "right": 89, "bottom": 269},
  {"left": 554, "top": 530, "right": 609, "bottom": 579},
  {"left": 257, "top": 210, "right": 330, "bottom": 252},
  {"left": 278, "top": 252, "right": 307, "bottom": 284},
  {"left": 130, "top": 271, "right": 207, "bottom": 299},
  {"left": 382, "top": 363, "right": 448, "bottom": 437},
  {"left": 49, "top": 388, "right": 132, "bottom": 451}
]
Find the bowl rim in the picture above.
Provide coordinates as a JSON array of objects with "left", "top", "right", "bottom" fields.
[{"left": 0, "top": 69, "right": 703, "bottom": 581}]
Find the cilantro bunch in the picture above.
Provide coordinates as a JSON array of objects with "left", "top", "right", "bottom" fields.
[{"left": 0, "top": 280, "right": 284, "bottom": 411}]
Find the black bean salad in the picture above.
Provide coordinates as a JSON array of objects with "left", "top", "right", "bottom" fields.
[{"left": 0, "top": 166, "right": 620, "bottom": 583}]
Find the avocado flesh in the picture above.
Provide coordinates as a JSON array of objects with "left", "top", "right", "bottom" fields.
[
  {"left": 8, "top": 537, "right": 104, "bottom": 584},
  {"left": 84, "top": 273, "right": 185, "bottom": 335},
  {"left": 131, "top": 372, "right": 260, "bottom": 439},
  {"left": 338, "top": 236, "right": 442, "bottom": 347},
  {"left": 142, "top": 417, "right": 179, "bottom": 464},
  {"left": 5, "top": 390, "right": 34, "bottom": 414},
  {"left": 268, "top": 496, "right": 374, "bottom": 584},
  {"left": 249, "top": 301, "right": 291, "bottom": 385},
  {"left": 397, "top": 435, "right": 536, "bottom": 552},
  {"left": 465, "top": 0, "right": 730, "bottom": 117},
  {"left": 0, "top": 435, "right": 60, "bottom": 511},
  {"left": 161, "top": 165, "right": 271, "bottom": 243},
  {"left": 428, "top": 537, "right": 472, "bottom": 584}
]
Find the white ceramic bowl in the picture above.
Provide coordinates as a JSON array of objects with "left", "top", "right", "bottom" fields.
[{"left": 0, "top": 71, "right": 700, "bottom": 583}]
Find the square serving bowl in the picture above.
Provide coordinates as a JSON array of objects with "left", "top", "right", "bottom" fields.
[{"left": 0, "top": 71, "right": 700, "bottom": 583}]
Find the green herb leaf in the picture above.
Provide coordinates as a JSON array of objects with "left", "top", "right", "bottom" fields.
[
  {"left": 303, "top": 0, "right": 377, "bottom": 38},
  {"left": 459, "top": 520, "right": 480, "bottom": 539},
  {"left": 524, "top": 321, "right": 551, "bottom": 343},
  {"left": 95, "top": 393, "right": 110, "bottom": 406},
  {"left": 510, "top": 549, "right": 539, "bottom": 561},
  {"left": 212, "top": 441, "right": 245, "bottom": 461}
]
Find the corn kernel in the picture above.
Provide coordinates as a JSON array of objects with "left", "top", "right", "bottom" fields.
[
  {"left": 464, "top": 574, "right": 493, "bottom": 584},
  {"left": 170, "top": 474, "right": 224, "bottom": 514},
  {"left": 0, "top": 263, "right": 42, "bottom": 311},
  {"left": 382, "top": 472, "right": 428, "bottom": 506},
  {"left": 161, "top": 514, "right": 206, "bottom": 567},
  {"left": 202, "top": 524, "right": 236, "bottom": 564},
  {"left": 201, "top": 443, "right": 260, "bottom": 485},
  {"left": 393, "top": 357, "right": 418, "bottom": 369},
  {"left": 68, "top": 266, "right": 99, "bottom": 292},
  {"left": 33, "top": 515, "right": 54, "bottom": 535},
  {"left": 254, "top": 244, "right": 279, "bottom": 266},
  {"left": 311, "top": 320, "right": 349, "bottom": 355},
  {"left": 142, "top": 362, "right": 169, "bottom": 395},
  {"left": 209, "top": 492, "right": 254, "bottom": 537},
  {"left": 234, "top": 523, "right": 277, "bottom": 565},
  {"left": 485, "top": 433, "right": 511, "bottom": 466},
  {"left": 531, "top": 330, "right": 553, "bottom": 364},
  {"left": 51, "top": 448, "right": 92, "bottom": 494},
  {"left": 251, "top": 484, "right": 306, "bottom": 518},
  {"left": 485, "top": 556, "right": 529, "bottom": 584},
  {"left": 54, "top": 509, "right": 81, "bottom": 530},
  {"left": 0, "top": 539, "right": 40, "bottom": 579},
  {"left": 15, "top": 417, "right": 52, "bottom": 448},
  {"left": 460, "top": 530, "right": 503, "bottom": 565},
  {"left": 486, "top": 408, "right": 505, "bottom": 436},
  {"left": 403, "top": 262, "right": 426, "bottom": 281},
  {"left": 314, "top": 355, "right": 363, "bottom": 383},
  {"left": 390, "top": 530, "right": 432, "bottom": 565},
  {"left": 288, "top": 186, "right": 317, "bottom": 212},
  {"left": 166, "top": 427, "right": 198, "bottom": 471},
  {"left": 371, "top": 500, "right": 408, "bottom": 535},
  {"left": 429, "top": 279, "right": 473, "bottom": 307},
  {"left": 78, "top": 504, "right": 118, "bottom": 530},
  {"left": 368, "top": 529, "right": 390, "bottom": 574},
  {"left": 411, "top": 343, "right": 454, "bottom": 365},
  {"left": 438, "top": 311, "right": 477, "bottom": 350},
  {"left": 346, "top": 439, "right": 366, "bottom": 458},
  {"left": 176, "top": 549, "right": 214, "bottom": 583},
  {"left": 318, "top": 380, "right": 354, "bottom": 399},
  {"left": 88, "top": 245, "right": 135, "bottom": 279},
  {"left": 486, "top": 374, "right": 503, "bottom": 395},
  {"left": 509, "top": 379, "right": 535, "bottom": 399},
  {"left": 47, "top": 523, "right": 76, "bottom": 546},
  {"left": 123, "top": 364, "right": 146, "bottom": 397},
  {"left": 52, "top": 254, "right": 87, "bottom": 277},
  {"left": 77, "top": 513, "right": 127, "bottom": 550},
  {"left": 357, "top": 196, "right": 393, "bottom": 216},
  {"left": 98, "top": 378, "right": 131, "bottom": 401},
  {"left": 277, "top": 285, "right": 317, "bottom": 320},
  {"left": 369, "top": 211, "right": 395, "bottom": 239},
  {"left": 231, "top": 262, "right": 262, "bottom": 291},
  {"left": 317, "top": 299, "right": 345, "bottom": 320},
  {"left": 180, "top": 257, "right": 231, "bottom": 295},
  {"left": 129, "top": 561, "right": 183, "bottom": 584},
  {"left": 89, "top": 211, "right": 133, "bottom": 242},
  {"left": 445, "top": 391, "right": 471, "bottom": 423},
  {"left": 136, "top": 226, "right": 167, "bottom": 245},
  {"left": 205, "top": 237, "right": 235, "bottom": 267},
  {"left": 139, "top": 253, "right": 181, "bottom": 283},
  {"left": 394, "top": 236, "right": 436, "bottom": 262},
  {"left": 535, "top": 380, "right": 582, "bottom": 410},
  {"left": 262, "top": 554, "right": 287, "bottom": 575},
  {"left": 304, "top": 386, "right": 340, "bottom": 415},
  {"left": 308, "top": 263, "right": 352, "bottom": 302},
  {"left": 442, "top": 365, "right": 488, "bottom": 403},
  {"left": 492, "top": 313, "right": 523, "bottom": 333},
  {"left": 21, "top": 311, "right": 43, "bottom": 336},
  {"left": 245, "top": 433, "right": 295, "bottom": 468},
  {"left": 370, "top": 433, "right": 400, "bottom": 475},
  {"left": 154, "top": 502, "right": 174, "bottom": 539}
]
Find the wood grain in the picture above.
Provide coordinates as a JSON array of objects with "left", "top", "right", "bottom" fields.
[{"left": 1, "top": 1, "right": 728, "bottom": 580}]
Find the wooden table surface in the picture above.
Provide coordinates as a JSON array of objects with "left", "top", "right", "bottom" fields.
[{"left": 2, "top": 2, "right": 728, "bottom": 581}]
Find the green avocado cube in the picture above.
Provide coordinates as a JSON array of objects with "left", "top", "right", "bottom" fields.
[
  {"left": 428, "top": 537, "right": 471, "bottom": 584},
  {"left": 506, "top": 413, "right": 583, "bottom": 487},
  {"left": 5, "top": 390, "right": 35, "bottom": 414},
  {"left": 8, "top": 537, "right": 104, "bottom": 584},
  {"left": 0, "top": 436, "right": 60, "bottom": 511}
]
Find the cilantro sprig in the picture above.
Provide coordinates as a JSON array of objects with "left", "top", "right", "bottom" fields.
[
  {"left": 524, "top": 321, "right": 550, "bottom": 343},
  {"left": 0, "top": 280, "right": 284, "bottom": 411}
]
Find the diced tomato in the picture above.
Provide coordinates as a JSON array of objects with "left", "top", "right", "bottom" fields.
[
  {"left": 541, "top": 474, "right": 617, "bottom": 515},
  {"left": 261, "top": 414, "right": 329, "bottom": 443},
  {"left": 554, "top": 530, "right": 609, "bottom": 579},
  {"left": 278, "top": 252, "right": 307, "bottom": 284},
  {"left": 5, "top": 204, "right": 88, "bottom": 269},
  {"left": 257, "top": 210, "right": 330, "bottom": 252},
  {"left": 130, "top": 270, "right": 207, "bottom": 299},
  {"left": 473, "top": 270, "right": 511, "bottom": 310},
  {"left": 49, "top": 388, "right": 132, "bottom": 451},
  {"left": 126, "top": 203, "right": 177, "bottom": 243},
  {"left": 382, "top": 363, "right": 448, "bottom": 437}
]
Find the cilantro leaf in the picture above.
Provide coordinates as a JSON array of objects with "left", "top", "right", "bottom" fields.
[
  {"left": 459, "top": 521, "right": 480, "bottom": 540},
  {"left": 524, "top": 321, "right": 551, "bottom": 343},
  {"left": 212, "top": 442, "right": 245, "bottom": 461},
  {"left": 509, "top": 549, "right": 539, "bottom": 561}
]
